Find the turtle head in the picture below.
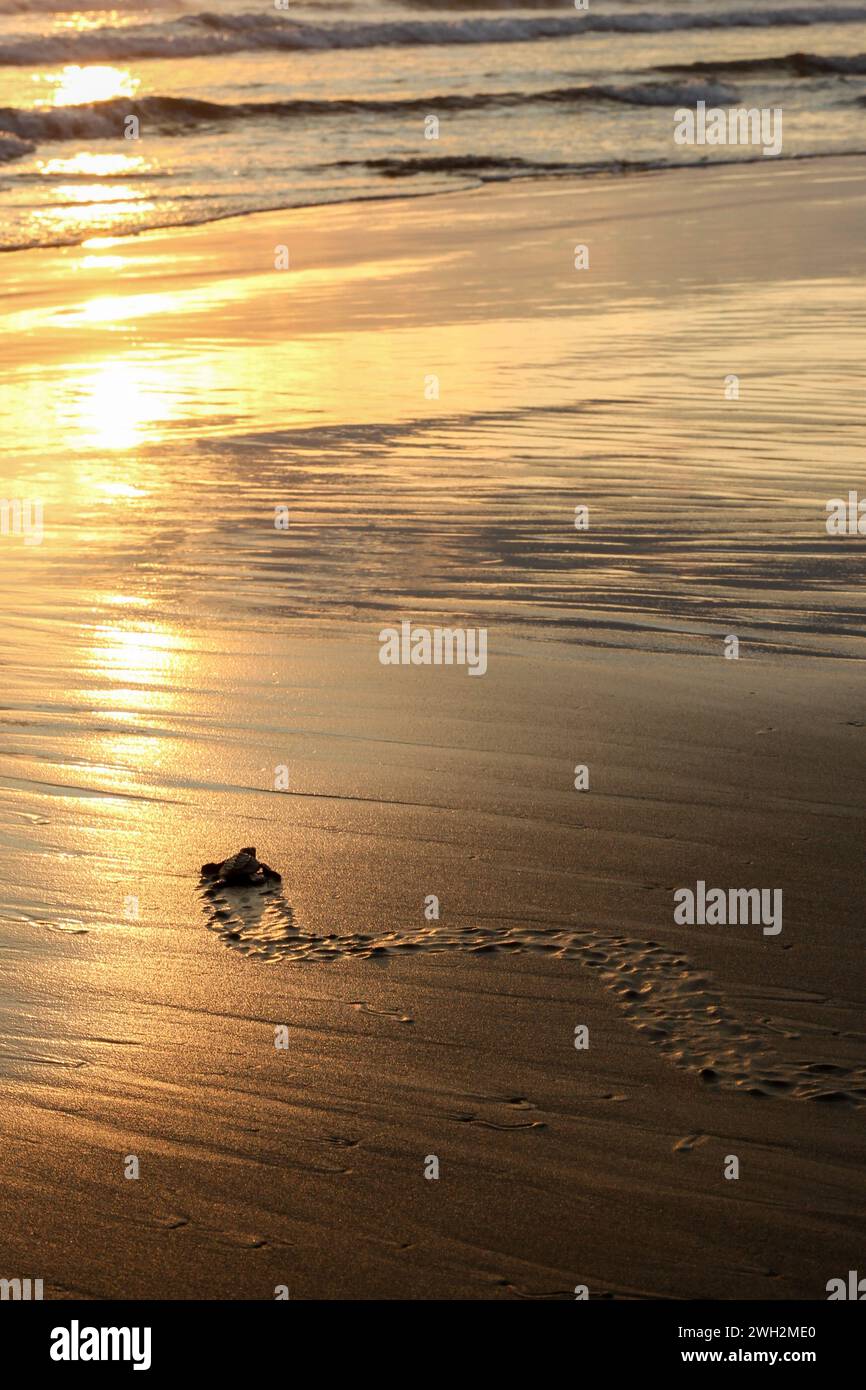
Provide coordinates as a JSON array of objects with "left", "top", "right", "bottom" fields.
[
  {"left": 200, "top": 862, "right": 220, "bottom": 878},
  {"left": 239, "top": 846, "right": 257, "bottom": 858}
]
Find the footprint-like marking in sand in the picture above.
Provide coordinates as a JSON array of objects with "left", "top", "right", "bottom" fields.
[
  {"left": 197, "top": 888, "right": 866, "bottom": 1106},
  {"left": 673, "top": 1133, "right": 710, "bottom": 1153},
  {"left": 567, "top": 933, "right": 866, "bottom": 1107},
  {"left": 349, "top": 1001, "right": 414, "bottom": 1024},
  {"left": 199, "top": 879, "right": 299, "bottom": 960}
]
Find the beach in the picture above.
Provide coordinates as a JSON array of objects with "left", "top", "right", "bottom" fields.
[{"left": 1, "top": 156, "right": 865, "bottom": 1299}]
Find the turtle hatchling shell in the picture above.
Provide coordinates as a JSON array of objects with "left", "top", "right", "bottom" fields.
[{"left": 218, "top": 850, "right": 260, "bottom": 881}]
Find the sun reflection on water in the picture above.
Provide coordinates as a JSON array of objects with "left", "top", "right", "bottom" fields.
[
  {"left": 48, "top": 65, "right": 139, "bottom": 107},
  {"left": 50, "top": 184, "right": 146, "bottom": 206},
  {"left": 59, "top": 359, "right": 181, "bottom": 450},
  {"left": 91, "top": 623, "right": 187, "bottom": 687},
  {"left": 82, "top": 621, "right": 195, "bottom": 781},
  {"left": 39, "top": 152, "right": 148, "bottom": 179},
  {"left": 30, "top": 200, "right": 157, "bottom": 241}
]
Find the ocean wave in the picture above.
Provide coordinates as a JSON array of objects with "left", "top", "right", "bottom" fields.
[
  {"left": 326, "top": 153, "right": 689, "bottom": 182},
  {"left": 0, "top": 95, "right": 236, "bottom": 140},
  {"left": 659, "top": 50, "right": 866, "bottom": 77},
  {"left": 0, "top": 82, "right": 740, "bottom": 142},
  {"left": 1, "top": 7, "right": 866, "bottom": 65},
  {"left": 328, "top": 147, "right": 865, "bottom": 181},
  {"left": 0, "top": 129, "right": 33, "bottom": 162},
  {"left": 330, "top": 153, "right": 589, "bottom": 178},
  {"left": 0, "top": 0, "right": 151, "bottom": 9},
  {"left": 591, "top": 81, "right": 739, "bottom": 106},
  {"left": 393, "top": 0, "right": 593, "bottom": 8}
]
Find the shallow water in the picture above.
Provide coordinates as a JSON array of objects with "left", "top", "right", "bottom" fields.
[{"left": 2, "top": 165, "right": 865, "bottom": 656}]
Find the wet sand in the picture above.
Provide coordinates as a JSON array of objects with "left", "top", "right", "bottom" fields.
[
  {"left": 1, "top": 160, "right": 865, "bottom": 1299},
  {"left": 3, "top": 158, "right": 865, "bottom": 652}
]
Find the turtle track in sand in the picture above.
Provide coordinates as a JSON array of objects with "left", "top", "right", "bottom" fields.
[{"left": 197, "top": 885, "right": 866, "bottom": 1108}]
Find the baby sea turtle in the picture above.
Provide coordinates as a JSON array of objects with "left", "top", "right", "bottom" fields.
[{"left": 200, "top": 847, "right": 282, "bottom": 885}]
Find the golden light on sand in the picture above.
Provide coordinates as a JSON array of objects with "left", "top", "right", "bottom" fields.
[
  {"left": 74, "top": 233, "right": 136, "bottom": 272},
  {"left": 59, "top": 290, "right": 178, "bottom": 326},
  {"left": 85, "top": 624, "right": 191, "bottom": 727},
  {"left": 80, "top": 236, "right": 129, "bottom": 249},
  {"left": 91, "top": 623, "right": 186, "bottom": 687},
  {"left": 81, "top": 622, "right": 195, "bottom": 774},
  {"left": 65, "top": 359, "right": 179, "bottom": 450},
  {"left": 50, "top": 64, "right": 138, "bottom": 107},
  {"left": 77, "top": 254, "right": 130, "bottom": 271}
]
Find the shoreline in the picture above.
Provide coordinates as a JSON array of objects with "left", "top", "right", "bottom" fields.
[{"left": 2, "top": 145, "right": 866, "bottom": 259}]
